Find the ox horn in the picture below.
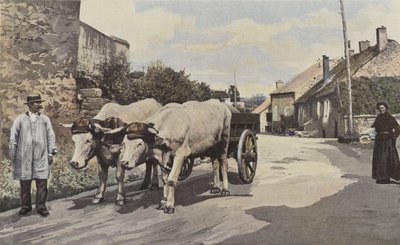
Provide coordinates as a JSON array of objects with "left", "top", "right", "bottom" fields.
[
  {"left": 93, "top": 123, "right": 113, "bottom": 132},
  {"left": 147, "top": 123, "right": 159, "bottom": 135},
  {"left": 89, "top": 120, "right": 102, "bottom": 134},
  {"left": 104, "top": 126, "right": 128, "bottom": 135},
  {"left": 60, "top": 123, "right": 73, "bottom": 128}
]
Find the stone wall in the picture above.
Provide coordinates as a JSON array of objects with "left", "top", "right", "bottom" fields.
[
  {"left": 0, "top": 0, "right": 81, "bottom": 159},
  {"left": 343, "top": 114, "right": 400, "bottom": 136},
  {"left": 78, "top": 88, "right": 109, "bottom": 116},
  {"left": 0, "top": 0, "right": 81, "bottom": 83}
]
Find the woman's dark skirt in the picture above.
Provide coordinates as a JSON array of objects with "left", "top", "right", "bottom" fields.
[{"left": 372, "top": 138, "right": 400, "bottom": 181}]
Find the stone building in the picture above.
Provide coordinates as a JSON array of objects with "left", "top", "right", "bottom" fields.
[
  {"left": 78, "top": 21, "right": 130, "bottom": 75},
  {"left": 295, "top": 26, "right": 400, "bottom": 138},
  {"left": 268, "top": 57, "right": 339, "bottom": 133},
  {"left": 252, "top": 98, "right": 271, "bottom": 133}
]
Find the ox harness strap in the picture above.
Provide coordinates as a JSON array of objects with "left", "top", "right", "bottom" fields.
[{"left": 70, "top": 117, "right": 97, "bottom": 134}]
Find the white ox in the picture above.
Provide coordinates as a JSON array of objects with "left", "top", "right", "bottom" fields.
[
  {"left": 62, "top": 98, "right": 162, "bottom": 205},
  {"left": 108, "top": 99, "right": 232, "bottom": 213}
]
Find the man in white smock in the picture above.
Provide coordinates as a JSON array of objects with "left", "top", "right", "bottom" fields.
[{"left": 9, "top": 93, "right": 57, "bottom": 217}]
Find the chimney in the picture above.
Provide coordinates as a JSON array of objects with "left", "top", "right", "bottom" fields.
[
  {"left": 275, "top": 80, "right": 284, "bottom": 89},
  {"left": 376, "top": 26, "right": 388, "bottom": 51},
  {"left": 359, "top": 40, "right": 370, "bottom": 52},
  {"left": 322, "top": 55, "right": 329, "bottom": 83}
]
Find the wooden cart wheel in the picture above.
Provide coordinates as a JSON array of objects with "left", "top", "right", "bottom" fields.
[
  {"left": 237, "top": 129, "right": 258, "bottom": 184},
  {"left": 179, "top": 157, "right": 194, "bottom": 181}
]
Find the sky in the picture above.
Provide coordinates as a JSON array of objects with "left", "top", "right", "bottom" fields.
[{"left": 80, "top": 0, "right": 400, "bottom": 97}]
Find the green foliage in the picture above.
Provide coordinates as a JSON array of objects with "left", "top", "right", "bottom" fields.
[
  {"left": 228, "top": 85, "right": 241, "bottom": 102},
  {"left": 136, "top": 60, "right": 213, "bottom": 104},
  {"left": 0, "top": 156, "right": 100, "bottom": 212},
  {"left": 334, "top": 77, "right": 400, "bottom": 115},
  {"left": 95, "top": 53, "right": 140, "bottom": 104},
  {"left": 95, "top": 58, "right": 213, "bottom": 105},
  {"left": 0, "top": 159, "right": 20, "bottom": 211},
  {"left": 189, "top": 81, "right": 213, "bottom": 101}
]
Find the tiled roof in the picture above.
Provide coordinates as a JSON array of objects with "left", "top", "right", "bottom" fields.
[
  {"left": 270, "top": 59, "right": 339, "bottom": 100},
  {"left": 295, "top": 43, "right": 384, "bottom": 104}
]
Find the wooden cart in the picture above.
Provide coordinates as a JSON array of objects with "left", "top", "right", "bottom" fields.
[
  {"left": 228, "top": 112, "right": 260, "bottom": 183},
  {"left": 179, "top": 112, "right": 260, "bottom": 184}
]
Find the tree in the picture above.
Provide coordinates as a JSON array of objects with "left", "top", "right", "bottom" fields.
[
  {"left": 95, "top": 58, "right": 213, "bottom": 105},
  {"left": 95, "top": 52, "right": 140, "bottom": 104},
  {"left": 246, "top": 93, "right": 267, "bottom": 107},
  {"left": 137, "top": 60, "right": 212, "bottom": 104},
  {"left": 228, "top": 85, "right": 241, "bottom": 102},
  {"left": 189, "top": 81, "right": 213, "bottom": 101}
]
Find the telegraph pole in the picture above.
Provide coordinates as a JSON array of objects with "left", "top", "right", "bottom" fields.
[
  {"left": 233, "top": 70, "right": 237, "bottom": 108},
  {"left": 339, "top": 0, "right": 353, "bottom": 136}
]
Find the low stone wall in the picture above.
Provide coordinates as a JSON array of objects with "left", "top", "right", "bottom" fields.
[
  {"left": 344, "top": 114, "right": 375, "bottom": 135},
  {"left": 77, "top": 88, "right": 109, "bottom": 116},
  {"left": 344, "top": 114, "right": 400, "bottom": 135}
]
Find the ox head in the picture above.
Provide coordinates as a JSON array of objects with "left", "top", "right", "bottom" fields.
[
  {"left": 106, "top": 122, "right": 160, "bottom": 170},
  {"left": 62, "top": 118, "right": 107, "bottom": 169}
]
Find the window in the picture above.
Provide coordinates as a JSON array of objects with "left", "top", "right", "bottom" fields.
[
  {"left": 323, "top": 99, "right": 330, "bottom": 124},
  {"left": 284, "top": 106, "right": 290, "bottom": 116},
  {"left": 273, "top": 106, "right": 278, "bottom": 121}
]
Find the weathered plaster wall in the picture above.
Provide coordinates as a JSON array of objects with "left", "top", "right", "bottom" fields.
[
  {"left": 296, "top": 100, "right": 346, "bottom": 138},
  {"left": 271, "top": 93, "right": 295, "bottom": 131},
  {"left": 0, "top": 0, "right": 81, "bottom": 83},
  {"left": 271, "top": 93, "right": 295, "bottom": 119},
  {"left": 77, "top": 22, "right": 130, "bottom": 75}
]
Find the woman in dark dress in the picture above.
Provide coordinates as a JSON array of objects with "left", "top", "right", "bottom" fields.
[{"left": 372, "top": 102, "right": 400, "bottom": 184}]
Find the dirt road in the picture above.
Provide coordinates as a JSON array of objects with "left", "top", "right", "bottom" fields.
[{"left": 1, "top": 135, "right": 397, "bottom": 245}]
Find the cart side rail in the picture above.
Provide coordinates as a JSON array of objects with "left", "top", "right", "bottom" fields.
[{"left": 230, "top": 113, "right": 260, "bottom": 142}]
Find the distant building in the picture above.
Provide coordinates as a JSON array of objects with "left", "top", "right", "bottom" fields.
[
  {"left": 213, "top": 90, "right": 231, "bottom": 103},
  {"left": 78, "top": 21, "right": 130, "bottom": 75},
  {"left": 268, "top": 57, "right": 339, "bottom": 133},
  {"left": 252, "top": 97, "right": 271, "bottom": 133}
]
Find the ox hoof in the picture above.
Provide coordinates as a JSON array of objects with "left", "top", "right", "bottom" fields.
[
  {"left": 115, "top": 199, "right": 126, "bottom": 206},
  {"left": 121, "top": 164, "right": 133, "bottom": 171},
  {"left": 156, "top": 203, "right": 166, "bottom": 210},
  {"left": 210, "top": 187, "right": 221, "bottom": 194},
  {"left": 164, "top": 207, "right": 175, "bottom": 214},
  {"left": 150, "top": 184, "right": 159, "bottom": 191},
  {"left": 92, "top": 197, "right": 104, "bottom": 204},
  {"left": 221, "top": 190, "right": 230, "bottom": 197}
]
